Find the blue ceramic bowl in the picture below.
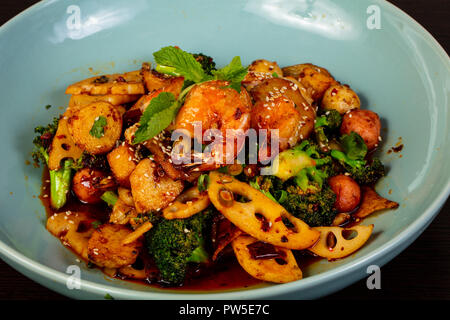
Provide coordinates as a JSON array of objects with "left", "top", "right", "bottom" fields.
[{"left": 0, "top": 0, "right": 448, "bottom": 299}]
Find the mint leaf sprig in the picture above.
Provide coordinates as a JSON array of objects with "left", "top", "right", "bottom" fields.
[
  {"left": 132, "top": 47, "right": 249, "bottom": 144},
  {"left": 132, "top": 84, "right": 194, "bottom": 144},
  {"left": 153, "top": 46, "right": 248, "bottom": 92}
]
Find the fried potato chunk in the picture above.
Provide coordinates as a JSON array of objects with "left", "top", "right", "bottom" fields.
[
  {"left": 282, "top": 63, "right": 337, "bottom": 101},
  {"left": 87, "top": 224, "right": 142, "bottom": 268},
  {"left": 232, "top": 235, "right": 302, "bottom": 283},
  {"left": 68, "top": 101, "right": 122, "bottom": 154},
  {"left": 65, "top": 70, "right": 145, "bottom": 95},
  {"left": 321, "top": 84, "right": 360, "bottom": 114},
  {"left": 208, "top": 172, "right": 320, "bottom": 250},
  {"left": 242, "top": 59, "right": 283, "bottom": 90},
  {"left": 47, "top": 212, "right": 96, "bottom": 260},
  {"left": 107, "top": 143, "right": 138, "bottom": 187},
  {"left": 308, "top": 225, "right": 374, "bottom": 260},
  {"left": 129, "top": 158, "right": 184, "bottom": 213}
]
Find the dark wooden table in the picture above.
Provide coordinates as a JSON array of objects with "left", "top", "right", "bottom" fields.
[{"left": 0, "top": 0, "right": 448, "bottom": 300}]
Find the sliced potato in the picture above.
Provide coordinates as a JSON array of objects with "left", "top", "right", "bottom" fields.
[
  {"left": 129, "top": 158, "right": 184, "bottom": 213},
  {"left": 354, "top": 186, "right": 399, "bottom": 219},
  {"left": 48, "top": 116, "right": 83, "bottom": 170},
  {"left": 308, "top": 225, "right": 373, "bottom": 260},
  {"left": 163, "top": 187, "right": 210, "bottom": 220},
  {"left": 232, "top": 234, "right": 302, "bottom": 283},
  {"left": 65, "top": 70, "right": 145, "bottom": 95},
  {"left": 107, "top": 143, "right": 138, "bottom": 187},
  {"left": 68, "top": 101, "right": 122, "bottom": 154},
  {"left": 87, "top": 224, "right": 142, "bottom": 268},
  {"left": 46, "top": 212, "right": 96, "bottom": 260},
  {"left": 208, "top": 172, "right": 320, "bottom": 250},
  {"left": 68, "top": 94, "right": 140, "bottom": 111}
]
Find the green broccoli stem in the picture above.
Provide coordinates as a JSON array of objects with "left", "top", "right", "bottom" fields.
[
  {"left": 39, "top": 147, "right": 73, "bottom": 210},
  {"left": 49, "top": 159, "right": 73, "bottom": 210},
  {"left": 186, "top": 240, "right": 209, "bottom": 263},
  {"left": 101, "top": 191, "right": 118, "bottom": 207},
  {"left": 330, "top": 150, "right": 365, "bottom": 168}
]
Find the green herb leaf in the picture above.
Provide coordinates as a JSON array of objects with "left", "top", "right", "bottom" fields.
[
  {"left": 197, "top": 174, "right": 210, "bottom": 192},
  {"left": 89, "top": 116, "right": 107, "bottom": 138},
  {"left": 133, "top": 92, "right": 180, "bottom": 144},
  {"left": 153, "top": 46, "right": 209, "bottom": 83},
  {"left": 91, "top": 221, "right": 102, "bottom": 229},
  {"left": 212, "top": 56, "right": 248, "bottom": 92},
  {"left": 104, "top": 293, "right": 114, "bottom": 300},
  {"left": 341, "top": 132, "right": 368, "bottom": 160},
  {"left": 249, "top": 180, "right": 278, "bottom": 203}
]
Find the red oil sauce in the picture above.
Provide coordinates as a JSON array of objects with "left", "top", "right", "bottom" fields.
[{"left": 40, "top": 168, "right": 262, "bottom": 291}]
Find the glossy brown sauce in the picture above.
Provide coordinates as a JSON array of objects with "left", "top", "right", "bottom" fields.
[{"left": 40, "top": 168, "right": 262, "bottom": 291}]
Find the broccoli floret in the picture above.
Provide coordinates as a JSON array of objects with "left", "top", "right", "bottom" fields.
[
  {"left": 344, "top": 157, "right": 385, "bottom": 185},
  {"left": 146, "top": 210, "right": 213, "bottom": 286},
  {"left": 290, "top": 140, "right": 341, "bottom": 192},
  {"left": 283, "top": 185, "right": 337, "bottom": 227},
  {"left": 32, "top": 117, "right": 74, "bottom": 209},
  {"left": 32, "top": 117, "right": 59, "bottom": 166},
  {"left": 314, "top": 110, "right": 342, "bottom": 151},
  {"left": 330, "top": 132, "right": 385, "bottom": 185},
  {"left": 192, "top": 53, "right": 216, "bottom": 75}
]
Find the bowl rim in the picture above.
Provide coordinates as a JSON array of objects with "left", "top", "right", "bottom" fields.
[{"left": 0, "top": 0, "right": 449, "bottom": 299}]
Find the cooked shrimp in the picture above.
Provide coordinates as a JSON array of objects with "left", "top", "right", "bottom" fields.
[
  {"left": 175, "top": 80, "right": 252, "bottom": 137},
  {"left": 251, "top": 97, "right": 306, "bottom": 151},
  {"left": 250, "top": 78, "right": 316, "bottom": 152},
  {"left": 174, "top": 80, "right": 253, "bottom": 167}
]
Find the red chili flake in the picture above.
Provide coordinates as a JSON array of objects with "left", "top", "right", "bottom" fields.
[{"left": 234, "top": 108, "right": 242, "bottom": 120}]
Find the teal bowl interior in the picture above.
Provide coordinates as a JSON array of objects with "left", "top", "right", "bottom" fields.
[{"left": 0, "top": 0, "right": 448, "bottom": 299}]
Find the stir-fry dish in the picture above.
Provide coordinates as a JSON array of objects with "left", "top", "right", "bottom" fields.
[{"left": 32, "top": 46, "right": 399, "bottom": 288}]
